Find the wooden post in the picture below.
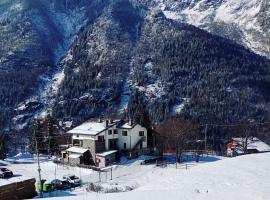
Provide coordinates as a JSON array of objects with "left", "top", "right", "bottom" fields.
[{"left": 110, "top": 167, "right": 112, "bottom": 180}]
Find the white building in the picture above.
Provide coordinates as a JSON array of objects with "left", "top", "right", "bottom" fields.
[{"left": 63, "top": 119, "right": 148, "bottom": 167}]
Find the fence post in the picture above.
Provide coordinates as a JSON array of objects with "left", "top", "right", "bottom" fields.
[{"left": 110, "top": 167, "right": 112, "bottom": 180}]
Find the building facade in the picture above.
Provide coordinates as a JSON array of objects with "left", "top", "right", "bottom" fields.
[{"left": 63, "top": 119, "right": 148, "bottom": 166}]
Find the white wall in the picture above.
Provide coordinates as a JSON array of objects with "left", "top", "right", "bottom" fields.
[{"left": 118, "top": 125, "right": 147, "bottom": 150}]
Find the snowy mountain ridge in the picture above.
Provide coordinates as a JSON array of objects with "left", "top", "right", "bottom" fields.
[
  {"left": 1, "top": 0, "right": 270, "bottom": 136},
  {"left": 148, "top": 0, "right": 270, "bottom": 57}
]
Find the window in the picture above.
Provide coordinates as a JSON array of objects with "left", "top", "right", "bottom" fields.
[
  {"left": 124, "top": 143, "right": 126, "bottom": 149},
  {"left": 76, "top": 134, "right": 79, "bottom": 138},
  {"left": 114, "top": 130, "right": 118, "bottom": 134},
  {"left": 73, "top": 139, "right": 81, "bottom": 146},
  {"left": 139, "top": 131, "right": 144, "bottom": 137},
  {"left": 122, "top": 131, "right": 128, "bottom": 136},
  {"left": 98, "top": 136, "right": 105, "bottom": 142},
  {"left": 108, "top": 130, "right": 112, "bottom": 135}
]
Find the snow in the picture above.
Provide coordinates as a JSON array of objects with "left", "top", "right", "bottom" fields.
[
  {"left": 10, "top": 3, "right": 23, "bottom": 12},
  {"left": 172, "top": 98, "right": 190, "bottom": 114},
  {"left": 163, "top": 11, "right": 182, "bottom": 20},
  {"left": 8, "top": 152, "right": 33, "bottom": 160},
  {"left": 232, "top": 137, "right": 270, "bottom": 153},
  {"left": 1, "top": 152, "right": 270, "bottom": 199},
  {"left": 118, "top": 61, "right": 133, "bottom": 113},
  {"left": 96, "top": 150, "right": 117, "bottom": 157},
  {"left": 215, "top": 0, "right": 262, "bottom": 30},
  {"left": 136, "top": 80, "right": 166, "bottom": 100},
  {"left": 63, "top": 121, "right": 73, "bottom": 128},
  {"left": 117, "top": 122, "right": 133, "bottom": 129},
  {"left": 160, "top": 0, "right": 268, "bottom": 57},
  {"left": 118, "top": 80, "right": 132, "bottom": 113},
  {"left": 14, "top": 2, "right": 89, "bottom": 122},
  {"left": 34, "top": 153, "right": 270, "bottom": 200},
  {"left": 72, "top": 135, "right": 95, "bottom": 140},
  {"left": 66, "top": 147, "right": 88, "bottom": 154},
  {"left": 67, "top": 121, "right": 107, "bottom": 136},
  {"left": 51, "top": 70, "right": 65, "bottom": 95},
  {"left": 0, "top": 173, "right": 33, "bottom": 187}
]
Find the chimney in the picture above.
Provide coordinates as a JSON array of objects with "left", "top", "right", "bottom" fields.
[
  {"left": 128, "top": 119, "right": 133, "bottom": 126},
  {"left": 104, "top": 119, "right": 109, "bottom": 127},
  {"left": 109, "top": 118, "right": 113, "bottom": 124},
  {"left": 98, "top": 117, "right": 102, "bottom": 123}
]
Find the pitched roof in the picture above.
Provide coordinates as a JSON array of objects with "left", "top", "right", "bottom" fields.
[
  {"left": 67, "top": 120, "right": 121, "bottom": 136},
  {"left": 67, "top": 119, "right": 144, "bottom": 135},
  {"left": 66, "top": 147, "right": 88, "bottom": 154},
  {"left": 96, "top": 150, "right": 117, "bottom": 157}
]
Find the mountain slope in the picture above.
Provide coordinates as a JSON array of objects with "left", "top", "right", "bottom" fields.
[
  {"left": 0, "top": 0, "right": 270, "bottom": 138},
  {"left": 53, "top": 1, "right": 143, "bottom": 123},
  {"left": 0, "top": 0, "right": 107, "bottom": 130},
  {"left": 53, "top": 5, "right": 270, "bottom": 127},
  {"left": 143, "top": 0, "right": 270, "bottom": 58}
]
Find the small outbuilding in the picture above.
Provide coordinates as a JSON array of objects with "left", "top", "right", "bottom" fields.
[
  {"left": 227, "top": 137, "right": 270, "bottom": 157},
  {"left": 63, "top": 147, "right": 92, "bottom": 165},
  {"left": 95, "top": 150, "right": 117, "bottom": 168}
]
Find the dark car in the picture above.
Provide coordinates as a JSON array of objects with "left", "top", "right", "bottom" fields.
[
  {"left": 51, "top": 179, "right": 71, "bottom": 190},
  {"left": 0, "top": 168, "right": 13, "bottom": 178},
  {"left": 63, "top": 175, "right": 81, "bottom": 187}
]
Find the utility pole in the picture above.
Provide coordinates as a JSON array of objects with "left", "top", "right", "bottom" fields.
[
  {"left": 204, "top": 124, "right": 208, "bottom": 154},
  {"left": 34, "top": 120, "right": 43, "bottom": 198}
]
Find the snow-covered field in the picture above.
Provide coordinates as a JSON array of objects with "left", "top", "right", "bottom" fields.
[{"left": 1, "top": 152, "right": 270, "bottom": 199}]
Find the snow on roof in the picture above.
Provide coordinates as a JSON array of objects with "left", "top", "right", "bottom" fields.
[
  {"left": 67, "top": 120, "right": 121, "bottom": 135},
  {"left": 116, "top": 121, "right": 137, "bottom": 129},
  {"left": 232, "top": 137, "right": 270, "bottom": 152},
  {"left": 72, "top": 135, "right": 95, "bottom": 140},
  {"left": 96, "top": 150, "right": 117, "bottom": 157},
  {"left": 69, "top": 154, "right": 82, "bottom": 159},
  {"left": 67, "top": 121, "right": 106, "bottom": 135},
  {"left": 66, "top": 147, "right": 88, "bottom": 154}
]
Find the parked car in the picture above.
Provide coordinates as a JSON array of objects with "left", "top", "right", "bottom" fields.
[
  {"left": 51, "top": 179, "right": 71, "bottom": 190},
  {"left": 63, "top": 175, "right": 81, "bottom": 187},
  {"left": 0, "top": 168, "right": 13, "bottom": 178}
]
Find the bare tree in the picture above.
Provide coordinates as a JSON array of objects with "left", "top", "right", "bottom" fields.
[
  {"left": 155, "top": 118, "right": 198, "bottom": 162},
  {"left": 234, "top": 121, "right": 256, "bottom": 154}
]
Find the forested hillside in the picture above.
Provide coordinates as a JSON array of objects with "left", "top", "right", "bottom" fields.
[
  {"left": 0, "top": 0, "right": 107, "bottom": 130},
  {"left": 53, "top": 4, "right": 270, "bottom": 128},
  {"left": 0, "top": 0, "right": 270, "bottom": 148}
]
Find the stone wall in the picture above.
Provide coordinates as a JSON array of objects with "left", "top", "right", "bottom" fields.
[{"left": 82, "top": 139, "right": 96, "bottom": 163}]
